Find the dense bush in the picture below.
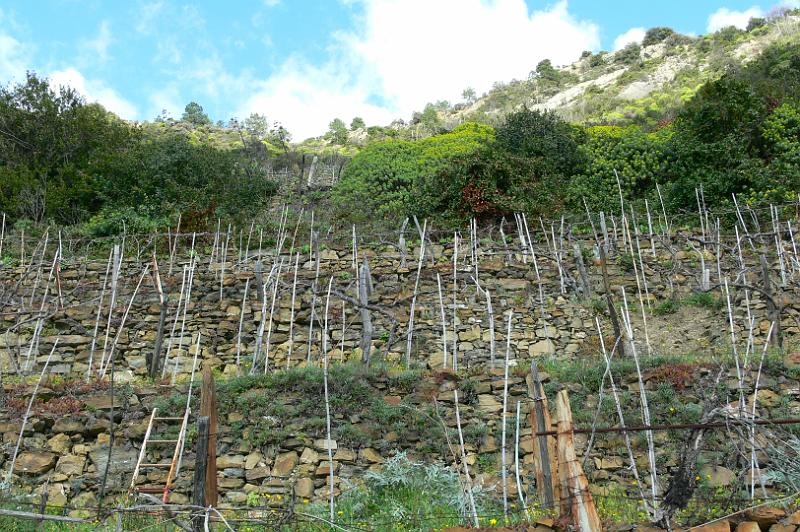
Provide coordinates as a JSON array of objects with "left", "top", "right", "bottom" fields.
[
  {"left": 643, "top": 27, "right": 676, "bottom": 47},
  {"left": 495, "top": 109, "right": 584, "bottom": 177},
  {"left": 0, "top": 72, "right": 279, "bottom": 231},
  {"left": 413, "top": 146, "right": 544, "bottom": 222},
  {"left": 0, "top": 72, "right": 132, "bottom": 223},
  {"left": 332, "top": 123, "right": 494, "bottom": 222},
  {"left": 571, "top": 125, "right": 674, "bottom": 211}
]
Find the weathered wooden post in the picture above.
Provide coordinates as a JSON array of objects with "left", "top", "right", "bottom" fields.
[
  {"left": 150, "top": 252, "right": 168, "bottom": 378},
  {"left": 199, "top": 366, "right": 218, "bottom": 506},
  {"left": 358, "top": 258, "right": 373, "bottom": 365},
  {"left": 192, "top": 416, "right": 210, "bottom": 532},
  {"left": 529, "top": 361, "right": 558, "bottom": 512},
  {"left": 555, "top": 390, "right": 601, "bottom": 532}
]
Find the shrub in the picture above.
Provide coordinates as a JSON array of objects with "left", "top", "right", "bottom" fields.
[
  {"left": 313, "top": 452, "right": 492, "bottom": 531},
  {"left": 496, "top": 108, "right": 585, "bottom": 176},
  {"left": 643, "top": 27, "right": 676, "bottom": 47},
  {"left": 570, "top": 125, "right": 674, "bottom": 211},
  {"left": 332, "top": 123, "right": 494, "bottom": 223},
  {"left": 413, "top": 145, "right": 550, "bottom": 222},
  {"left": 685, "top": 292, "right": 723, "bottom": 310},
  {"left": 615, "top": 43, "right": 642, "bottom": 65},
  {"left": 653, "top": 299, "right": 680, "bottom": 316}
]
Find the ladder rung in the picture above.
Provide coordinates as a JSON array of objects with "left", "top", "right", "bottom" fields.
[
  {"left": 140, "top": 463, "right": 173, "bottom": 467},
  {"left": 148, "top": 439, "right": 179, "bottom": 444},
  {"left": 136, "top": 486, "right": 168, "bottom": 493},
  {"left": 154, "top": 417, "right": 184, "bottom": 421}
]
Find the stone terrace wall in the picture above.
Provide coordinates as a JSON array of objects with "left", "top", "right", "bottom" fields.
[{"left": 0, "top": 232, "right": 797, "bottom": 380}]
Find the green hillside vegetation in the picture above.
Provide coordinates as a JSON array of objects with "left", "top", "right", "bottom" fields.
[
  {"left": 333, "top": 34, "right": 800, "bottom": 224},
  {"left": 1, "top": 13, "right": 800, "bottom": 234},
  {"left": 447, "top": 12, "right": 800, "bottom": 129}
]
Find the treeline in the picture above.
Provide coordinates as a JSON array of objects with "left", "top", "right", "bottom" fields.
[
  {"left": 0, "top": 73, "right": 281, "bottom": 235},
  {"left": 333, "top": 41, "right": 800, "bottom": 225}
]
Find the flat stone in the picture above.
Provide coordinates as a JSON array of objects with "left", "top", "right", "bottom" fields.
[
  {"left": 693, "top": 521, "right": 731, "bottom": 532},
  {"left": 295, "top": 477, "right": 315, "bottom": 498},
  {"left": 333, "top": 448, "right": 356, "bottom": 463},
  {"left": 273, "top": 451, "right": 298, "bottom": 477},
  {"left": 300, "top": 447, "right": 319, "bottom": 464},
  {"left": 55, "top": 455, "right": 86, "bottom": 476},
  {"left": 83, "top": 394, "right": 139, "bottom": 410},
  {"left": 496, "top": 278, "right": 528, "bottom": 291},
  {"left": 45, "top": 335, "right": 89, "bottom": 346},
  {"left": 245, "top": 467, "right": 270, "bottom": 481},
  {"left": 216, "top": 455, "right": 245, "bottom": 469},
  {"left": 226, "top": 491, "right": 248, "bottom": 504},
  {"left": 767, "top": 525, "right": 796, "bottom": 532},
  {"left": 745, "top": 507, "right": 786, "bottom": 526},
  {"left": 15, "top": 452, "right": 58, "bottom": 475},
  {"left": 594, "top": 457, "right": 624, "bottom": 470},
  {"left": 529, "top": 340, "right": 555, "bottom": 356},
  {"left": 735, "top": 523, "right": 760, "bottom": 532},
  {"left": 52, "top": 418, "right": 87, "bottom": 435},
  {"left": 360, "top": 448, "right": 383, "bottom": 464},
  {"left": 244, "top": 452, "right": 262, "bottom": 470},
  {"left": 699, "top": 465, "right": 735, "bottom": 488},
  {"left": 88, "top": 447, "right": 137, "bottom": 489},
  {"left": 477, "top": 394, "right": 502, "bottom": 414},
  {"left": 47, "top": 433, "right": 72, "bottom": 454},
  {"left": 314, "top": 439, "right": 337, "bottom": 452}
]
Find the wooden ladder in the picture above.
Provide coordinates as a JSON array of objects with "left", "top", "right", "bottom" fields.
[{"left": 129, "top": 407, "right": 191, "bottom": 503}]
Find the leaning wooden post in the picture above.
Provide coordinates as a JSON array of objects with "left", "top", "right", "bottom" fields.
[
  {"left": 192, "top": 416, "right": 209, "bottom": 532},
  {"left": 555, "top": 390, "right": 601, "bottom": 532},
  {"left": 199, "top": 365, "right": 218, "bottom": 506},
  {"left": 529, "top": 361, "right": 558, "bottom": 512}
]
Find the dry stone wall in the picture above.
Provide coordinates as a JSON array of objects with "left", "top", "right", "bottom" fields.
[
  {"left": 1, "top": 231, "right": 799, "bottom": 519},
  {"left": 0, "top": 235, "right": 794, "bottom": 379}
]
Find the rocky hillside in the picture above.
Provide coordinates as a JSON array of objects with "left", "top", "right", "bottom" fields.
[{"left": 444, "top": 12, "right": 800, "bottom": 130}]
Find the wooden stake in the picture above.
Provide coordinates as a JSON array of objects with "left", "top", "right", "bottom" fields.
[
  {"left": 555, "top": 389, "right": 602, "bottom": 532},
  {"left": 192, "top": 416, "right": 209, "bottom": 532},
  {"left": 529, "top": 361, "right": 557, "bottom": 511},
  {"left": 287, "top": 253, "right": 300, "bottom": 369},
  {"left": 452, "top": 232, "right": 459, "bottom": 370},
  {"left": 514, "top": 400, "right": 527, "bottom": 512},
  {"left": 359, "top": 258, "right": 373, "bottom": 366},
  {"left": 87, "top": 249, "right": 113, "bottom": 379},
  {"left": 404, "top": 220, "right": 427, "bottom": 368},
  {"left": 453, "top": 390, "right": 480, "bottom": 527},
  {"left": 500, "top": 312, "right": 512, "bottom": 518},
  {"left": 322, "top": 276, "right": 335, "bottom": 521},
  {"left": 199, "top": 365, "right": 218, "bottom": 506},
  {"left": 236, "top": 278, "right": 250, "bottom": 374}
]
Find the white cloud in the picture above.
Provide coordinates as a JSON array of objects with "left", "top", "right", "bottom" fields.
[
  {"left": 49, "top": 68, "right": 139, "bottom": 119},
  {"left": 238, "top": 58, "right": 396, "bottom": 140},
  {"left": 83, "top": 20, "right": 112, "bottom": 63},
  {"left": 238, "top": 0, "right": 600, "bottom": 139},
  {"left": 0, "top": 33, "right": 27, "bottom": 83},
  {"left": 707, "top": 6, "right": 763, "bottom": 32},
  {"left": 613, "top": 27, "right": 646, "bottom": 51},
  {"left": 136, "top": 2, "right": 164, "bottom": 35},
  {"left": 0, "top": 9, "right": 29, "bottom": 83}
]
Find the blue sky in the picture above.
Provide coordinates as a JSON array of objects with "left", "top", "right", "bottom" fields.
[{"left": 0, "top": 1, "right": 794, "bottom": 139}]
